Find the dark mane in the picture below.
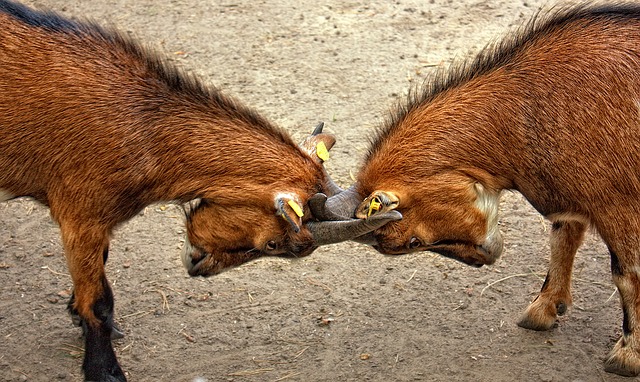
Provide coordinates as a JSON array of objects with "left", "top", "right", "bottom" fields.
[
  {"left": 366, "top": 2, "right": 640, "bottom": 161},
  {"left": 0, "top": 0, "right": 289, "bottom": 143},
  {"left": 0, "top": 0, "right": 80, "bottom": 31}
]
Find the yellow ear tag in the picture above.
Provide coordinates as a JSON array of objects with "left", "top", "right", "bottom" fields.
[
  {"left": 316, "top": 141, "right": 330, "bottom": 162},
  {"left": 287, "top": 200, "right": 304, "bottom": 218},
  {"left": 367, "top": 197, "right": 382, "bottom": 217}
]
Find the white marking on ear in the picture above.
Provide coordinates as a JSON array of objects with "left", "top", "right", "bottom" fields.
[
  {"left": 474, "top": 183, "right": 503, "bottom": 259},
  {"left": 0, "top": 190, "right": 15, "bottom": 202},
  {"left": 273, "top": 192, "right": 300, "bottom": 210},
  {"left": 274, "top": 192, "right": 304, "bottom": 232}
]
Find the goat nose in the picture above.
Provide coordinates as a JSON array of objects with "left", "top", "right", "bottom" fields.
[
  {"left": 181, "top": 236, "right": 210, "bottom": 275},
  {"left": 477, "top": 240, "right": 503, "bottom": 265},
  {"left": 187, "top": 253, "right": 210, "bottom": 276},
  {"left": 188, "top": 262, "right": 203, "bottom": 276}
]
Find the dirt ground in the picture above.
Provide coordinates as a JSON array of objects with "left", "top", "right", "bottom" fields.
[{"left": 0, "top": 0, "right": 634, "bottom": 381}]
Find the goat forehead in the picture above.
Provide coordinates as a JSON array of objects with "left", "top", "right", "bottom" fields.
[{"left": 0, "top": 190, "right": 15, "bottom": 202}]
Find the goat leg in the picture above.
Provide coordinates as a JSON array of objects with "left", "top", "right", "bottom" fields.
[
  {"left": 604, "top": 248, "right": 640, "bottom": 376},
  {"left": 517, "top": 219, "right": 585, "bottom": 330},
  {"left": 68, "top": 291, "right": 125, "bottom": 340},
  {"left": 60, "top": 221, "right": 126, "bottom": 382}
]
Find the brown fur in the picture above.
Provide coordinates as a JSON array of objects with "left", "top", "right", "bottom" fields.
[
  {"left": 0, "top": 1, "right": 331, "bottom": 380},
  {"left": 356, "top": 4, "right": 640, "bottom": 377}
]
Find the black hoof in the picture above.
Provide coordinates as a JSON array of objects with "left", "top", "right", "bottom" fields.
[
  {"left": 74, "top": 314, "right": 125, "bottom": 340},
  {"left": 110, "top": 323, "right": 125, "bottom": 340}
]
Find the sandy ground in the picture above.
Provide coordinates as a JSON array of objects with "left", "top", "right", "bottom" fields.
[{"left": 0, "top": 0, "right": 633, "bottom": 381}]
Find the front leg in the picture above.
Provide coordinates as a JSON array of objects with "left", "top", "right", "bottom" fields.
[
  {"left": 67, "top": 246, "right": 124, "bottom": 340},
  {"left": 60, "top": 222, "right": 126, "bottom": 382},
  {"left": 68, "top": 288, "right": 125, "bottom": 340},
  {"left": 83, "top": 278, "right": 124, "bottom": 381},
  {"left": 518, "top": 219, "right": 586, "bottom": 330}
]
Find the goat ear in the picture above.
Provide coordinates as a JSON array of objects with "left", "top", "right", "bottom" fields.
[
  {"left": 355, "top": 191, "right": 400, "bottom": 219},
  {"left": 275, "top": 194, "right": 304, "bottom": 233},
  {"left": 299, "top": 122, "right": 336, "bottom": 163}
]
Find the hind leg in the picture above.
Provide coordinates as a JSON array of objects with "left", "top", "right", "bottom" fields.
[
  {"left": 518, "top": 219, "right": 586, "bottom": 330},
  {"left": 603, "top": 248, "right": 640, "bottom": 376},
  {"left": 60, "top": 221, "right": 126, "bottom": 382}
]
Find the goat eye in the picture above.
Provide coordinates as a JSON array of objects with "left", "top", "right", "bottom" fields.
[
  {"left": 409, "top": 237, "right": 422, "bottom": 249},
  {"left": 265, "top": 241, "right": 278, "bottom": 251}
]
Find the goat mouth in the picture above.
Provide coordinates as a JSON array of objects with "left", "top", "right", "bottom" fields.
[{"left": 182, "top": 240, "right": 216, "bottom": 277}]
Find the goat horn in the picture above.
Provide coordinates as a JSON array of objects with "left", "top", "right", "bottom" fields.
[
  {"left": 308, "top": 185, "right": 402, "bottom": 245},
  {"left": 323, "top": 172, "right": 344, "bottom": 197},
  {"left": 302, "top": 121, "right": 344, "bottom": 196},
  {"left": 309, "top": 185, "right": 361, "bottom": 220},
  {"left": 307, "top": 210, "right": 402, "bottom": 246},
  {"left": 312, "top": 121, "right": 324, "bottom": 135}
]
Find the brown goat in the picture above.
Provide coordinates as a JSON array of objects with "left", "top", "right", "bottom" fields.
[
  {"left": 313, "top": 4, "right": 640, "bottom": 377},
  {"left": 0, "top": 1, "right": 397, "bottom": 381}
]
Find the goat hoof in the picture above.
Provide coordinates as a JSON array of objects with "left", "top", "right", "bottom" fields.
[
  {"left": 110, "top": 323, "right": 125, "bottom": 340},
  {"left": 517, "top": 304, "right": 557, "bottom": 331},
  {"left": 77, "top": 319, "right": 125, "bottom": 340},
  {"left": 517, "top": 295, "right": 570, "bottom": 331},
  {"left": 556, "top": 302, "right": 567, "bottom": 316},
  {"left": 85, "top": 370, "right": 127, "bottom": 382},
  {"left": 517, "top": 314, "right": 557, "bottom": 331},
  {"left": 604, "top": 338, "right": 640, "bottom": 377}
]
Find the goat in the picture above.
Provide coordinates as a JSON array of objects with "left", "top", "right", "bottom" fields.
[
  {"left": 312, "top": 4, "right": 640, "bottom": 377},
  {"left": 0, "top": 1, "right": 397, "bottom": 380}
]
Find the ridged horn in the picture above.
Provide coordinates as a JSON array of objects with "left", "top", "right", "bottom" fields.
[
  {"left": 307, "top": 185, "right": 402, "bottom": 245},
  {"left": 309, "top": 185, "right": 362, "bottom": 220},
  {"left": 307, "top": 210, "right": 402, "bottom": 246}
]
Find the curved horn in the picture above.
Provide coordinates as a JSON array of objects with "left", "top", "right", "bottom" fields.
[
  {"left": 323, "top": 171, "right": 345, "bottom": 197},
  {"left": 300, "top": 121, "right": 343, "bottom": 196},
  {"left": 307, "top": 210, "right": 402, "bottom": 246},
  {"left": 299, "top": 121, "right": 336, "bottom": 163},
  {"left": 309, "top": 185, "right": 362, "bottom": 220}
]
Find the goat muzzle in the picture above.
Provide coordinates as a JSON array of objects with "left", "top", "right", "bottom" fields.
[{"left": 182, "top": 244, "right": 209, "bottom": 276}]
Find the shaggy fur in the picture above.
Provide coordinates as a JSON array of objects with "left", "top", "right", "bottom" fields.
[
  {"left": 356, "top": 3, "right": 640, "bottom": 377},
  {"left": 0, "top": 1, "right": 334, "bottom": 380}
]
